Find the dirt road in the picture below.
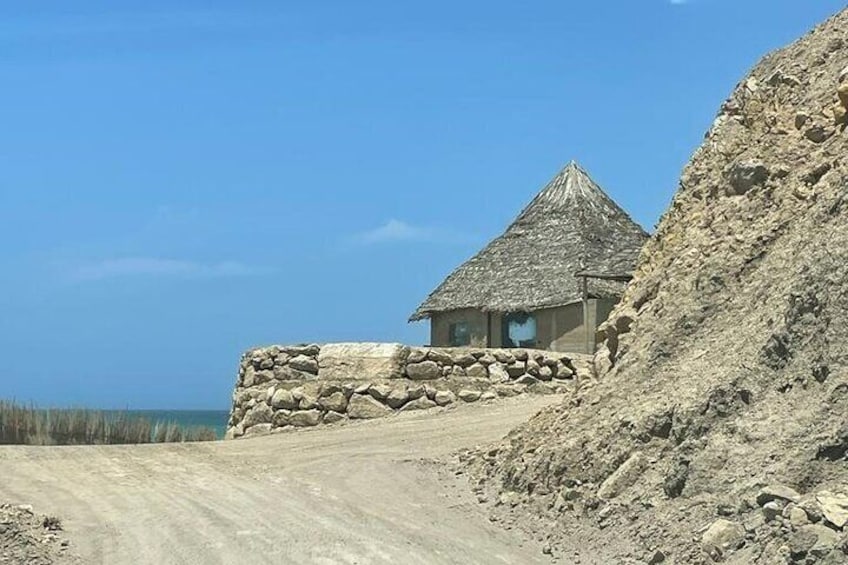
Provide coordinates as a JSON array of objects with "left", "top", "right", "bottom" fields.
[{"left": 0, "top": 396, "right": 561, "bottom": 565}]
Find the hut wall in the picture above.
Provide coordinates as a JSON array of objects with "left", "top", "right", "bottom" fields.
[
  {"left": 429, "top": 299, "right": 619, "bottom": 353},
  {"left": 541, "top": 298, "right": 619, "bottom": 354},
  {"left": 430, "top": 309, "right": 490, "bottom": 348}
]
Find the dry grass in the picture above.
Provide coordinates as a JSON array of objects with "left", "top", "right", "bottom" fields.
[{"left": 0, "top": 400, "right": 217, "bottom": 445}]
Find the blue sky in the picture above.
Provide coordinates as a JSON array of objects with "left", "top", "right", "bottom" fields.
[{"left": 0, "top": 1, "right": 843, "bottom": 409}]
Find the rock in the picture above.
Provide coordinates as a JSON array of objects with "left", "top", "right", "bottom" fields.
[
  {"left": 253, "top": 369, "right": 275, "bottom": 384},
  {"left": 258, "top": 357, "right": 274, "bottom": 370},
  {"left": 407, "top": 349, "right": 427, "bottom": 364},
  {"left": 493, "top": 384, "right": 520, "bottom": 397},
  {"left": 570, "top": 357, "right": 594, "bottom": 381},
  {"left": 804, "top": 124, "right": 833, "bottom": 143},
  {"left": 270, "top": 389, "right": 298, "bottom": 410},
  {"left": 318, "top": 343, "right": 409, "bottom": 380},
  {"left": 839, "top": 83, "right": 848, "bottom": 107},
  {"left": 298, "top": 392, "right": 318, "bottom": 410},
  {"left": 323, "top": 411, "right": 346, "bottom": 425},
  {"left": 538, "top": 366, "right": 553, "bottom": 381},
  {"left": 434, "top": 390, "right": 456, "bottom": 406},
  {"left": 242, "top": 366, "right": 256, "bottom": 387},
  {"left": 406, "top": 361, "right": 441, "bottom": 380},
  {"left": 516, "top": 374, "right": 539, "bottom": 385},
  {"left": 424, "top": 384, "right": 437, "bottom": 400},
  {"left": 795, "top": 112, "right": 810, "bottom": 129},
  {"left": 448, "top": 366, "right": 466, "bottom": 378},
  {"left": 763, "top": 501, "right": 783, "bottom": 522},
  {"left": 272, "top": 410, "right": 291, "bottom": 427},
  {"left": 280, "top": 344, "right": 321, "bottom": 357},
  {"left": 505, "top": 362, "right": 525, "bottom": 378},
  {"left": 399, "top": 397, "right": 437, "bottom": 412},
  {"left": 834, "top": 103, "right": 848, "bottom": 125},
  {"left": 407, "top": 384, "right": 426, "bottom": 400},
  {"left": 480, "top": 391, "right": 497, "bottom": 402},
  {"left": 320, "top": 383, "right": 344, "bottom": 397},
  {"left": 597, "top": 453, "right": 646, "bottom": 500},
  {"left": 789, "top": 524, "right": 840, "bottom": 559},
  {"left": 385, "top": 387, "right": 410, "bottom": 409},
  {"left": 757, "top": 485, "right": 801, "bottom": 506},
  {"left": 488, "top": 364, "right": 510, "bottom": 383},
  {"left": 647, "top": 550, "right": 666, "bottom": 564},
  {"left": 347, "top": 394, "right": 393, "bottom": 419},
  {"left": 799, "top": 498, "right": 824, "bottom": 523},
  {"left": 789, "top": 506, "right": 810, "bottom": 527},
  {"left": 840, "top": 65, "right": 848, "bottom": 83},
  {"left": 728, "top": 160, "right": 769, "bottom": 195},
  {"left": 289, "top": 410, "right": 321, "bottom": 427},
  {"left": 453, "top": 353, "right": 477, "bottom": 367},
  {"left": 242, "top": 404, "right": 273, "bottom": 427},
  {"left": 244, "top": 423, "right": 273, "bottom": 437},
  {"left": 526, "top": 359, "right": 541, "bottom": 376},
  {"left": 466, "top": 363, "right": 488, "bottom": 379},
  {"left": 701, "top": 519, "right": 745, "bottom": 554},
  {"left": 479, "top": 353, "right": 496, "bottom": 365},
  {"left": 493, "top": 350, "right": 515, "bottom": 364},
  {"left": 288, "top": 355, "right": 319, "bottom": 375},
  {"left": 354, "top": 383, "right": 371, "bottom": 394},
  {"left": 513, "top": 349, "right": 529, "bottom": 361},
  {"left": 427, "top": 349, "right": 454, "bottom": 365},
  {"left": 368, "top": 384, "right": 392, "bottom": 401},
  {"left": 816, "top": 492, "right": 848, "bottom": 529},
  {"left": 458, "top": 389, "right": 482, "bottom": 402},
  {"left": 318, "top": 392, "right": 348, "bottom": 413},
  {"left": 273, "top": 365, "right": 315, "bottom": 381},
  {"left": 225, "top": 424, "right": 244, "bottom": 439},
  {"left": 342, "top": 382, "right": 357, "bottom": 397},
  {"left": 554, "top": 361, "right": 574, "bottom": 379}
]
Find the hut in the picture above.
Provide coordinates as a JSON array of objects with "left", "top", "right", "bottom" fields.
[{"left": 409, "top": 161, "right": 649, "bottom": 354}]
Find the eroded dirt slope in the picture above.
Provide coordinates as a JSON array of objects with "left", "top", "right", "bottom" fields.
[{"left": 466, "top": 8, "right": 848, "bottom": 565}]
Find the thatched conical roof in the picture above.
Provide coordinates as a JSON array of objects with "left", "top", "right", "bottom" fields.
[{"left": 410, "top": 161, "right": 649, "bottom": 321}]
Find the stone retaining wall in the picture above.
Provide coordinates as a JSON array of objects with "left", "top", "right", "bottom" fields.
[{"left": 226, "top": 343, "right": 590, "bottom": 439}]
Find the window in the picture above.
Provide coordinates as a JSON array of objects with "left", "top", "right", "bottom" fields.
[
  {"left": 502, "top": 312, "right": 537, "bottom": 348},
  {"left": 448, "top": 321, "right": 471, "bottom": 347}
]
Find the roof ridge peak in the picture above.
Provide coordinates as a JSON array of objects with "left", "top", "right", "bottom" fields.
[{"left": 520, "top": 160, "right": 618, "bottom": 218}]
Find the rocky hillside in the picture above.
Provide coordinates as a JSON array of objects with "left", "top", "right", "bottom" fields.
[{"left": 465, "top": 8, "right": 848, "bottom": 565}]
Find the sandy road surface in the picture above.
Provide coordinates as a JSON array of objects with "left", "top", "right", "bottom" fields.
[{"left": 0, "top": 396, "right": 561, "bottom": 565}]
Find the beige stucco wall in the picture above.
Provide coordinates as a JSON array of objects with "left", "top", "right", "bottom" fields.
[
  {"left": 430, "top": 308, "right": 490, "bottom": 348},
  {"left": 429, "top": 298, "right": 620, "bottom": 354}
]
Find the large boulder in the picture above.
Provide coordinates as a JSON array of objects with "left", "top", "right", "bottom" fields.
[
  {"left": 347, "top": 394, "right": 393, "bottom": 419},
  {"left": 318, "top": 392, "right": 348, "bottom": 413},
  {"left": 701, "top": 519, "right": 745, "bottom": 555},
  {"left": 318, "top": 343, "right": 409, "bottom": 381},
  {"left": 406, "top": 361, "right": 441, "bottom": 380}
]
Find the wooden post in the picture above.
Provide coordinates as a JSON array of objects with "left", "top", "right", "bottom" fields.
[
  {"left": 486, "top": 312, "right": 493, "bottom": 348},
  {"left": 581, "top": 275, "right": 592, "bottom": 355}
]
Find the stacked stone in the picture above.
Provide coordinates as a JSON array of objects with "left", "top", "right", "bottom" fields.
[
  {"left": 238, "top": 344, "right": 320, "bottom": 388},
  {"left": 227, "top": 343, "right": 583, "bottom": 439},
  {"left": 404, "top": 347, "right": 577, "bottom": 385}
]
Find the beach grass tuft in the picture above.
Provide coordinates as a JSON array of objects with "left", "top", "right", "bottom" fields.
[{"left": 0, "top": 400, "right": 217, "bottom": 445}]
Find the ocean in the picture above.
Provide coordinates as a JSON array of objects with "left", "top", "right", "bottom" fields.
[{"left": 122, "top": 409, "right": 230, "bottom": 439}]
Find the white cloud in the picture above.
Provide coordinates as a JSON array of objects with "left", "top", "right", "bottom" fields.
[
  {"left": 354, "top": 219, "right": 471, "bottom": 245},
  {"left": 357, "top": 219, "right": 431, "bottom": 244},
  {"left": 71, "top": 258, "right": 261, "bottom": 282}
]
